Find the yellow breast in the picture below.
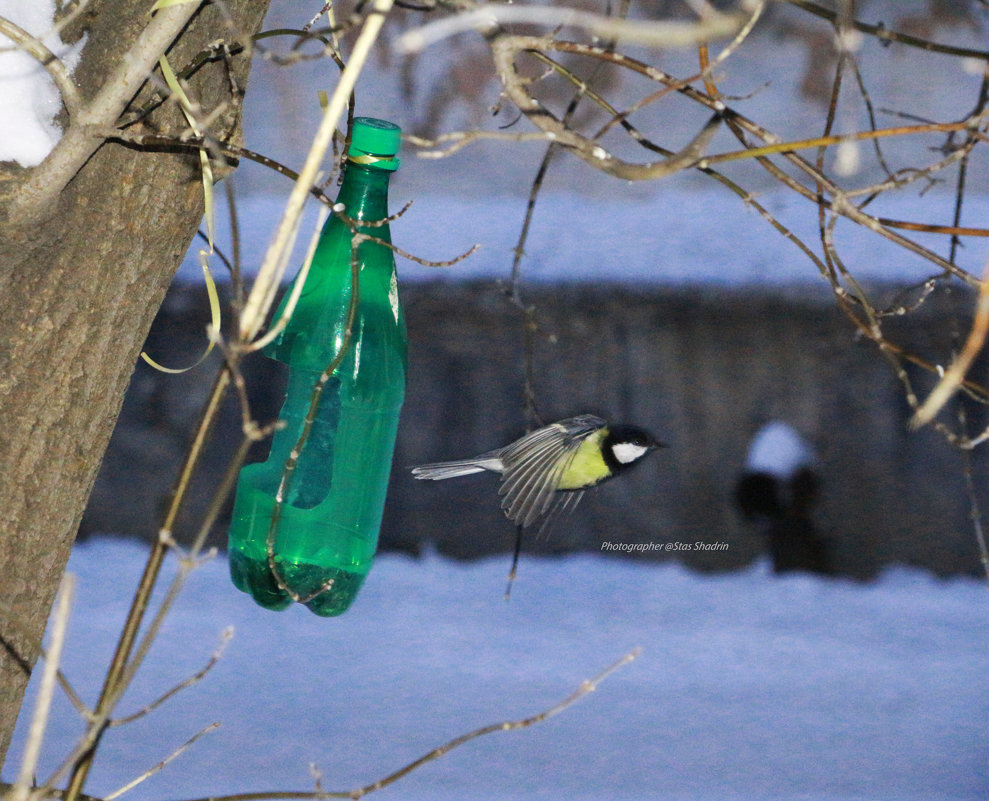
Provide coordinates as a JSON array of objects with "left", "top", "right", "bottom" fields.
[{"left": 557, "top": 428, "right": 611, "bottom": 490}]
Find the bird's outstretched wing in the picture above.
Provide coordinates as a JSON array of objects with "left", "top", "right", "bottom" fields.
[{"left": 498, "top": 415, "right": 606, "bottom": 528}]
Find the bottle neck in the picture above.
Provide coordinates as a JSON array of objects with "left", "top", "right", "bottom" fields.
[{"left": 334, "top": 161, "right": 392, "bottom": 230}]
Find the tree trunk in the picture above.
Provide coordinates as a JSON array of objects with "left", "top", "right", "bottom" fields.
[{"left": 0, "top": 0, "right": 270, "bottom": 766}]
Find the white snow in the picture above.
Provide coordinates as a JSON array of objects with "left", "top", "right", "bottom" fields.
[
  {"left": 5, "top": 538, "right": 989, "bottom": 801},
  {"left": 0, "top": 1, "right": 83, "bottom": 166},
  {"left": 178, "top": 187, "right": 989, "bottom": 288},
  {"left": 744, "top": 421, "right": 816, "bottom": 479}
]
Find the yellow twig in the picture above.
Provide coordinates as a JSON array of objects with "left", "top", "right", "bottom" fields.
[
  {"left": 912, "top": 259, "right": 989, "bottom": 429},
  {"left": 694, "top": 121, "right": 977, "bottom": 168}
]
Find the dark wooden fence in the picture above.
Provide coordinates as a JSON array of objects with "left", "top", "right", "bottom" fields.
[{"left": 80, "top": 281, "right": 989, "bottom": 578}]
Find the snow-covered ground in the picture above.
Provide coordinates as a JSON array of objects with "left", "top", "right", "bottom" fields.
[
  {"left": 7, "top": 538, "right": 989, "bottom": 801},
  {"left": 175, "top": 186, "right": 989, "bottom": 289}
]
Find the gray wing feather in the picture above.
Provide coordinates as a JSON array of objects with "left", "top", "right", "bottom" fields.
[
  {"left": 502, "top": 437, "right": 565, "bottom": 526},
  {"left": 535, "top": 489, "right": 586, "bottom": 538},
  {"left": 498, "top": 416, "right": 605, "bottom": 528}
]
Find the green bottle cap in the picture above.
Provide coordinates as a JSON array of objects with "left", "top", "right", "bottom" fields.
[{"left": 348, "top": 117, "right": 401, "bottom": 171}]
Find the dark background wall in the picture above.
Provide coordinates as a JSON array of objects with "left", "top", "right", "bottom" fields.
[{"left": 79, "top": 280, "right": 989, "bottom": 579}]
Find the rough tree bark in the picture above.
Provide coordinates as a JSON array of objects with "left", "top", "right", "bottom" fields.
[{"left": 0, "top": 0, "right": 271, "bottom": 766}]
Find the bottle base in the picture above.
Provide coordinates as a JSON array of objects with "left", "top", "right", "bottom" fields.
[{"left": 229, "top": 550, "right": 367, "bottom": 616}]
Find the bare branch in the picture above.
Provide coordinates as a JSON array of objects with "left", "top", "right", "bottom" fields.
[
  {"left": 108, "top": 628, "right": 233, "bottom": 727},
  {"left": 103, "top": 723, "right": 221, "bottom": 801},
  {"left": 169, "top": 649, "right": 641, "bottom": 801},
  {"left": 0, "top": 14, "right": 82, "bottom": 117},
  {"left": 8, "top": 575, "right": 75, "bottom": 801},
  {"left": 958, "top": 447, "right": 989, "bottom": 584},
  {"left": 911, "top": 258, "right": 989, "bottom": 429},
  {"left": 0, "top": 0, "right": 94, "bottom": 55},
  {"left": 396, "top": 3, "right": 750, "bottom": 55},
  {"left": 333, "top": 205, "right": 480, "bottom": 267},
  {"left": 492, "top": 33, "right": 723, "bottom": 180},
  {"left": 238, "top": 0, "right": 395, "bottom": 343},
  {"left": 783, "top": 0, "right": 989, "bottom": 61},
  {"left": 7, "top": 2, "right": 202, "bottom": 224},
  {"left": 407, "top": 130, "right": 556, "bottom": 158}
]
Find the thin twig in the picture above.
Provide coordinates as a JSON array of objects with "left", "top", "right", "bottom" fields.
[
  {"left": 407, "top": 130, "right": 557, "bottom": 158},
  {"left": 246, "top": 205, "right": 328, "bottom": 352},
  {"left": 958, "top": 446, "right": 989, "bottom": 584},
  {"left": 169, "top": 649, "right": 641, "bottom": 801},
  {"left": 783, "top": 0, "right": 989, "bottom": 61},
  {"left": 911, "top": 260, "right": 989, "bottom": 429},
  {"left": 491, "top": 34, "right": 725, "bottom": 179},
  {"left": 238, "top": 0, "right": 395, "bottom": 343},
  {"left": 109, "top": 628, "right": 233, "bottom": 727},
  {"left": 360, "top": 231, "right": 479, "bottom": 268},
  {"left": 0, "top": 0, "right": 94, "bottom": 53},
  {"left": 103, "top": 723, "right": 221, "bottom": 801},
  {"left": 694, "top": 120, "right": 978, "bottom": 168},
  {"left": 592, "top": 0, "right": 765, "bottom": 142},
  {"left": 263, "top": 234, "right": 363, "bottom": 605},
  {"left": 59, "top": 353, "right": 235, "bottom": 801},
  {"left": 499, "top": 0, "right": 635, "bottom": 586},
  {"left": 9, "top": 575, "right": 75, "bottom": 801}
]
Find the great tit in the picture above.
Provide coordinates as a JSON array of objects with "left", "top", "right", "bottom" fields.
[{"left": 411, "top": 414, "right": 662, "bottom": 531}]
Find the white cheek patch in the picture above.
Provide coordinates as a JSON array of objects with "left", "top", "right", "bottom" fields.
[{"left": 612, "top": 442, "right": 648, "bottom": 464}]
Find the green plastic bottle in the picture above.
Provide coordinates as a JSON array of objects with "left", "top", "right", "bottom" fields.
[{"left": 228, "top": 117, "right": 406, "bottom": 616}]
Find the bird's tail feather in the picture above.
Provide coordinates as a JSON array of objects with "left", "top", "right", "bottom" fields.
[{"left": 411, "top": 457, "right": 502, "bottom": 480}]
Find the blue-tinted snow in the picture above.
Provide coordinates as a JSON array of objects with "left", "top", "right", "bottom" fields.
[
  {"left": 178, "top": 187, "right": 989, "bottom": 289},
  {"left": 7, "top": 538, "right": 988, "bottom": 801}
]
